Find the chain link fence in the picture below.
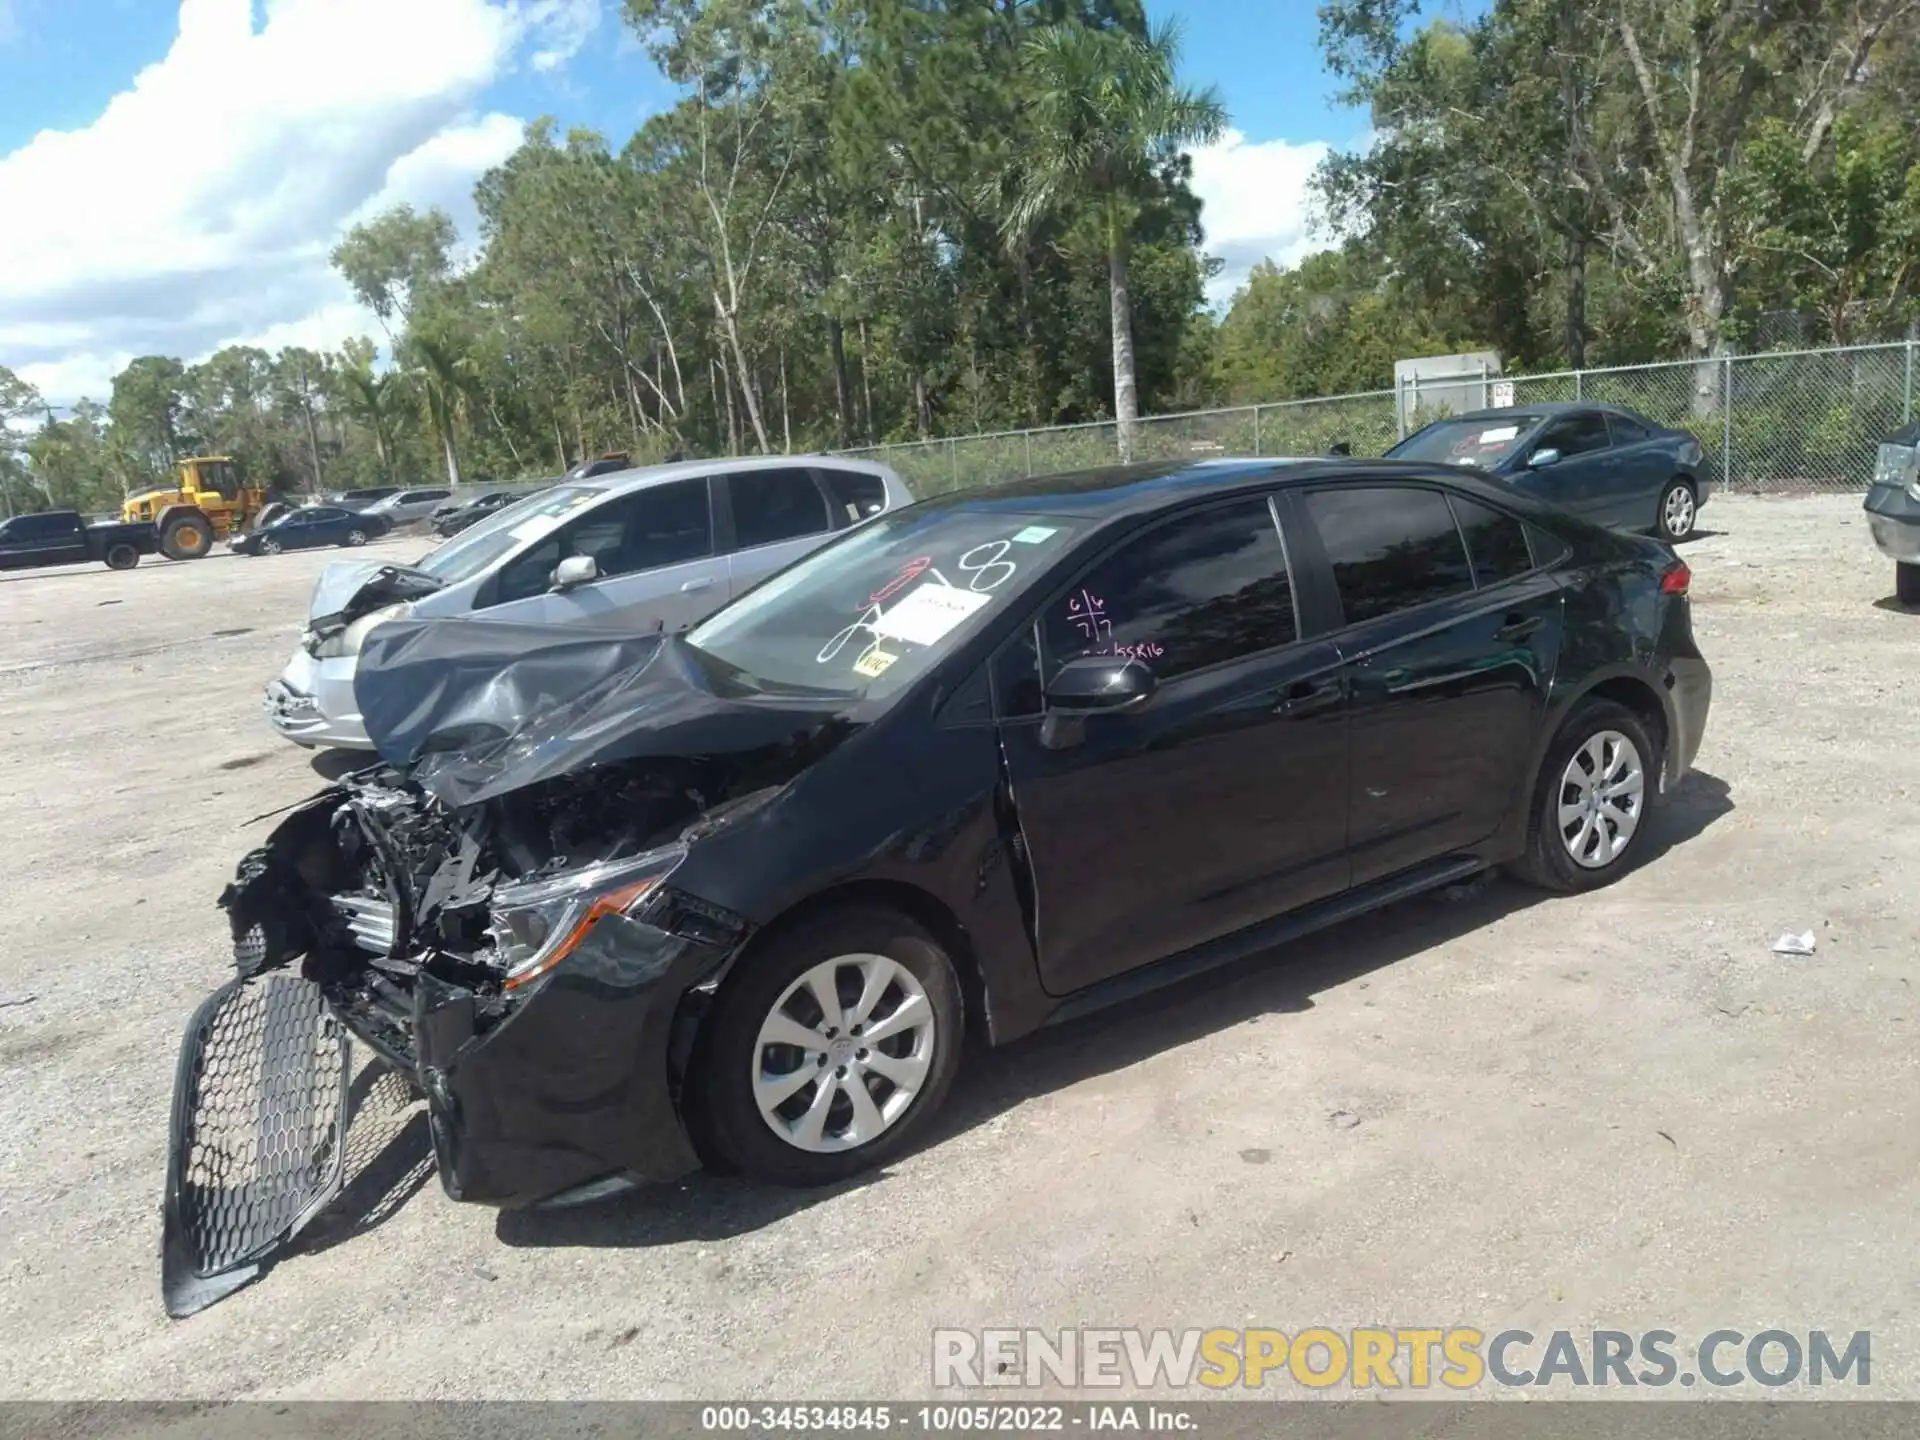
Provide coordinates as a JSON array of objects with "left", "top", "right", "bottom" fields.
[{"left": 838, "top": 339, "right": 1920, "bottom": 499}]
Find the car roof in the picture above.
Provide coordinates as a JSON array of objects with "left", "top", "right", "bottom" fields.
[
  {"left": 1422, "top": 400, "right": 1658, "bottom": 426},
  {"left": 575, "top": 452, "right": 900, "bottom": 498},
  {"left": 919, "top": 456, "right": 1553, "bottom": 524}
]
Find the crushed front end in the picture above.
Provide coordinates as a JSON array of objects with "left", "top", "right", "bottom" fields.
[{"left": 164, "top": 760, "right": 753, "bottom": 1313}]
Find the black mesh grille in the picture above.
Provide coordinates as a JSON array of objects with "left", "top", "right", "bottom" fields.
[{"left": 165, "top": 974, "right": 349, "bottom": 1287}]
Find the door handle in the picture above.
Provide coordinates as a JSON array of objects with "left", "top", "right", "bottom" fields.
[
  {"left": 1496, "top": 614, "right": 1544, "bottom": 642},
  {"left": 1276, "top": 677, "right": 1341, "bottom": 717},
  {"left": 680, "top": 577, "right": 716, "bottom": 593}
]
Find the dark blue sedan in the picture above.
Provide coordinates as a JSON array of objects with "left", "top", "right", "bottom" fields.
[
  {"left": 1386, "top": 403, "right": 1712, "bottom": 540},
  {"left": 230, "top": 505, "right": 393, "bottom": 556}
]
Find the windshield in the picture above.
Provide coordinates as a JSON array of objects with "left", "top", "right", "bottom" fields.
[
  {"left": 1388, "top": 415, "right": 1542, "bottom": 467},
  {"left": 686, "top": 504, "right": 1083, "bottom": 699},
  {"left": 414, "top": 484, "right": 605, "bottom": 583}
]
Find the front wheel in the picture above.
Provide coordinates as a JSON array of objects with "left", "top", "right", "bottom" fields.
[
  {"left": 1897, "top": 561, "right": 1920, "bottom": 605},
  {"left": 696, "top": 905, "right": 964, "bottom": 1186},
  {"left": 1509, "top": 699, "right": 1661, "bottom": 894},
  {"left": 1655, "top": 480, "right": 1697, "bottom": 541},
  {"left": 257, "top": 537, "right": 281, "bottom": 556}
]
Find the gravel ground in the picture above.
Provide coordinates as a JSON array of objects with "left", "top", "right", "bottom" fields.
[{"left": 0, "top": 495, "right": 1915, "bottom": 1402}]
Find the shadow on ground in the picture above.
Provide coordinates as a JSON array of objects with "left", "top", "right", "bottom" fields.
[
  {"left": 309, "top": 749, "right": 372, "bottom": 782},
  {"left": 489, "top": 769, "right": 1734, "bottom": 1251}
]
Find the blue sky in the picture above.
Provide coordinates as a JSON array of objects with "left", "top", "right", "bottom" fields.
[{"left": 0, "top": 0, "right": 1484, "bottom": 405}]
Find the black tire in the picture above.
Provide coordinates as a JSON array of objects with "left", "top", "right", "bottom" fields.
[
  {"left": 343, "top": 528, "right": 369, "bottom": 547},
  {"left": 1508, "top": 699, "right": 1662, "bottom": 894},
  {"left": 104, "top": 543, "right": 139, "bottom": 571},
  {"left": 1655, "top": 479, "right": 1697, "bottom": 541},
  {"left": 1897, "top": 561, "right": 1920, "bottom": 605},
  {"left": 159, "top": 512, "right": 215, "bottom": 561},
  {"left": 695, "top": 904, "right": 964, "bottom": 1187}
]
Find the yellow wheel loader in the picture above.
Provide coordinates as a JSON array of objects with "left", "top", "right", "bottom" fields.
[{"left": 121, "top": 457, "right": 271, "bottom": 560}]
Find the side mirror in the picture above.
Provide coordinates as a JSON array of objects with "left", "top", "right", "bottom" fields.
[
  {"left": 1043, "top": 655, "right": 1158, "bottom": 714},
  {"left": 551, "top": 554, "right": 599, "bottom": 591},
  {"left": 1528, "top": 447, "right": 1562, "bottom": 469}
]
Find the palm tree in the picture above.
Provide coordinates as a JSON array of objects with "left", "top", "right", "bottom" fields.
[
  {"left": 1002, "top": 21, "right": 1226, "bottom": 461},
  {"left": 337, "top": 368, "right": 403, "bottom": 483},
  {"left": 408, "top": 334, "right": 474, "bottom": 488}
]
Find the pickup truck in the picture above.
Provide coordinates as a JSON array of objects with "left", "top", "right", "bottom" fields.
[{"left": 0, "top": 510, "right": 161, "bottom": 572}]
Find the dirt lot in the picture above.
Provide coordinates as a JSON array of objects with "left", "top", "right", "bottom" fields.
[{"left": 1, "top": 495, "right": 1916, "bottom": 1401}]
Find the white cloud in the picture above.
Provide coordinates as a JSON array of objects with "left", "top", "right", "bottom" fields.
[
  {"left": 0, "top": 0, "right": 592, "bottom": 404},
  {"left": 1189, "top": 128, "right": 1333, "bottom": 308},
  {"left": 525, "top": 0, "right": 601, "bottom": 72}
]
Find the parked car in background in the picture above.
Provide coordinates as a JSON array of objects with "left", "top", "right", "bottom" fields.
[
  {"left": 263, "top": 456, "right": 912, "bottom": 749},
  {"left": 431, "top": 488, "right": 545, "bottom": 537},
  {"left": 1385, "top": 403, "right": 1711, "bottom": 540},
  {"left": 193, "top": 455, "right": 1710, "bottom": 1268},
  {"left": 332, "top": 486, "right": 401, "bottom": 506},
  {"left": 562, "top": 452, "right": 635, "bottom": 481},
  {"left": 356, "top": 488, "right": 454, "bottom": 526},
  {"left": 1864, "top": 419, "right": 1920, "bottom": 603},
  {"left": 231, "top": 505, "right": 392, "bottom": 556},
  {"left": 0, "top": 509, "right": 159, "bottom": 571}
]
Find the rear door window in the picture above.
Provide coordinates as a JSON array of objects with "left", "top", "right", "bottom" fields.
[
  {"left": 1447, "top": 495, "right": 1534, "bottom": 589},
  {"left": 812, "top": 468, "right": 889, "bottom": 527},
  {"left": 1301, "top": 486, "right": 1476, "bottom": 626},
  {"left": 728, "top": 468, "right": 833, "bottom": 549}
]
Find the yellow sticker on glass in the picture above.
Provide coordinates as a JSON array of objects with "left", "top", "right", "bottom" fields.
[{"left": 852, "top": 648, "right": 899, "bottom": 678}]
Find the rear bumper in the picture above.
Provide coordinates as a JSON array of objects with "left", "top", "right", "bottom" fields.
[
  {"left": 338, "top": 907, "right": 736, "bottom": 1209},
  {"left": 1865, "top": 483, "right": 1920, "bottom": 563},
  {"left": 1663, "top": 655, "right": 1712, "bottom": 790}
]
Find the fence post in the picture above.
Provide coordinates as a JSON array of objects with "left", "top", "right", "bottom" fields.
[
  {"left": 948, "top": 437, "right": 958, "bottom": 492},
  {"left": 1575, "top": 368, "right": 1584, "bottom": 401},
  {"left": 1254, "top": 405, "right": 1263, "bottom": 457},
  {"left": 1721, "top": 354, "right": 1734, "bottom": 490},
  {"left": 1906, "top": 339, "right": 1915, "bottom": 424},
  {"left": 1024, "top": 431, "right": 1033, "bottom": 477}
]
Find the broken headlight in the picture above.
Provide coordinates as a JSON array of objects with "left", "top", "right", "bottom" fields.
[
  {"left": 1873, "top": 442, "right": 1920, "bottom": 499},
  {"left": 307, "top": 602, "right": 412, "bottom": 660},
  {"left": 484, "top": 844, "right": 688, "bottom": 993}
]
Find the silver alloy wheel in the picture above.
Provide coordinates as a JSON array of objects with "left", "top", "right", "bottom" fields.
[
  {"left": 346, "top": 529, "right": 368, "bottom": 546},
  {"left": 1557, "top": 729, "right": 1645, "bottom": 869},
  {"left": 1662, "top": 484, "right": 1696, "bottom": 538},
  {"left": 259, "top": 537, "right": 281, "bottom": 555},
  {"left": 752, "top": 953, "right": 935, "bottom": 1154}
]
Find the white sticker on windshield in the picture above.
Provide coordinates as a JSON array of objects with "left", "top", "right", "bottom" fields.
[
  {"left": 1011, "top": 525, "right": 1058, "bottom": 544},
  {"left": 873, "top": 582, "right": 990, "bottom": 647},
  {"left": 1478, "top": 426, "right": 1520, "bottom": 444}
]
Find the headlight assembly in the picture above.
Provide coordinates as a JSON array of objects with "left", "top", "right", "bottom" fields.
[
  {"left": 485, "top": 845, "right": 688, "bottom": 992},
  {"left": 306, "top": 602, "right": 411, "bottom": 660}
]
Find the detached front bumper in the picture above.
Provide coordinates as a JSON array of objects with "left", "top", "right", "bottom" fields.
[
  {"left": 263, "top": 646, "right": 372, "bottom": 749},
  {"left": 336, "top": 901, "right": 738, "bottom": 1210},
  {"left": 1865, "top": 483, "right": 1920, "bottom": 563}
]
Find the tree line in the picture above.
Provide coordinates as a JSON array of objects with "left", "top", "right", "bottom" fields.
[{"left": 4, "top": 0, "right": 1919, "bottom": 518}]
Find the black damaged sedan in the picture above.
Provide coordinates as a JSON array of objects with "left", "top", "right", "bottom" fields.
[{"left": 167, "top": 458, "right": 1710, "bottom": 1312}]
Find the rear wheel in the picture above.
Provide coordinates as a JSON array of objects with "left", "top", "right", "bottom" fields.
[
  {"left": 696, "top": 904, "right": 964, "bottom": 1186},
  {"left": 1510, "top": 699, "right": 1660, "bottom": 894},
  {"left": 1655, "top": 480, "right": 1696, "bottom": 541},
  {"left": 343, "top": 528, "right": 369, "bottom": 547},
  {"left": 1897, "top": 561, "right": 1920, "bottom": 605},
  {"left": 159, "top": 513, "right": 215, "bottom": 561},
  {"left": 104, "top": 543, "right": 139, "bottom": 571}
]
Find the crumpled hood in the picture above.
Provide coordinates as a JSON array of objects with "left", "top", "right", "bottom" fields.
[
  {"left": 353, "top": 617, "right": 859, "bottom": 808},
  {"left": 307, "top": 559, "right": 444, "bottom": 629}
]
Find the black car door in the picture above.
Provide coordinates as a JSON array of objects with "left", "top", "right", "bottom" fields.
[
  {"left": 288, "top": 510, "right": 336, "bottom": 549},
  {"left": 1288, "top": 483, "right": 1564, "bottom": 887},
  {"left": 994, "top": 493, "right": 1351, "bottom": 997}
]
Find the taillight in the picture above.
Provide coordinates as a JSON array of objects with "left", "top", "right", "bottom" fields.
[{"left": 1660, "top": 560, "right": 1691, "bottom": 595}]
